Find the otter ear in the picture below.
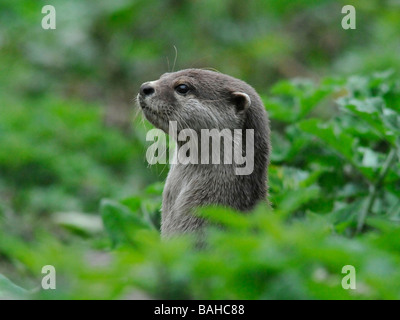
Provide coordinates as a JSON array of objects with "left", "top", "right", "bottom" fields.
[{"left": 231, "top": 92, "right": 251, "bottom": 113}]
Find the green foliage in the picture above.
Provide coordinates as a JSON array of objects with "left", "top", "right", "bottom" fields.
[
  {"left": 0, "top": 96, "right": 157, "bottom": 216},
  {"left": 1, "top": 0, "right": 400, "bottom": 300}
]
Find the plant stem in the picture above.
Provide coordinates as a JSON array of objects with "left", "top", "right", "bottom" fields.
[{"left": 356, "top": 148, "right": 398, "bottom": 234}]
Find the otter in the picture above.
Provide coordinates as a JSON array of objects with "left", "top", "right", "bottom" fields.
[{"left": 137, "top": 69, "right": 270, "bottom": 238}]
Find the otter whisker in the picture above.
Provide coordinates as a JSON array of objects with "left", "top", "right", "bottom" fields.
[{"left": 172, "top": 45, "right": 178, "bottom": 73}]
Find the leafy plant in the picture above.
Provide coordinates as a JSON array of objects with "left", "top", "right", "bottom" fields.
[
  {"left": 2, "top": 71, "right": 399, "bottom": 300},
  {"left": 1, "top": 0, "right": 400, "bottom": 300}
]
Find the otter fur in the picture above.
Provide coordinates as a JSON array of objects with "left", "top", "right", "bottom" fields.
[{"left": 138, "top": 69, "right": 270, "bottom": 238}]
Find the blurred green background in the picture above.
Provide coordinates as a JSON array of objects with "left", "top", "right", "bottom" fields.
[{"left": 1, "top": 0, "right": 400, "bottom": 299}]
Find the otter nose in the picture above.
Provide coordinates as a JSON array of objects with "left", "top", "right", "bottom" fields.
[{"left": 140, "top": 83, "right": 155, "bottom": 97}]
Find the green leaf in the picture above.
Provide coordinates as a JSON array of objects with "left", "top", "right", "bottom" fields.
[
  {"left": 100, "top": 199, "right": 154, "bottom": 248},
  {"left": 338, "top": 97, "right": 398, "bottom": 144},
  {"left": 274, "top": 185, "right": 320, "bottom": 215},
  {"left": 298, "top": 118, "right": 356, "bottom": 162},
  {"left": 264, "top": 78, "right": 333, "bottom": 123},
  {"left": 53, "top": 212, "right": 103, "bottom": 236}
]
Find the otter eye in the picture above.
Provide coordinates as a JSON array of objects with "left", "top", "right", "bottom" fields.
[{"left": 175, "top": 84, "right": 190, "bottom": 95}]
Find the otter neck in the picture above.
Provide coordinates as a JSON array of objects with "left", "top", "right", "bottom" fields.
[{"left": 172, "top": 128, "right": 254, "bottom": 177}]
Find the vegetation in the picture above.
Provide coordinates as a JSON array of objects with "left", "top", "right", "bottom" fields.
[{"left": 0, "top": 0, "right": 399, "bottom": 299}]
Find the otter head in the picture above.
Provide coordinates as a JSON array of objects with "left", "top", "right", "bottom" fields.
[{"left": 137, "top": 69, "right": 252, "bottom": 134}]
